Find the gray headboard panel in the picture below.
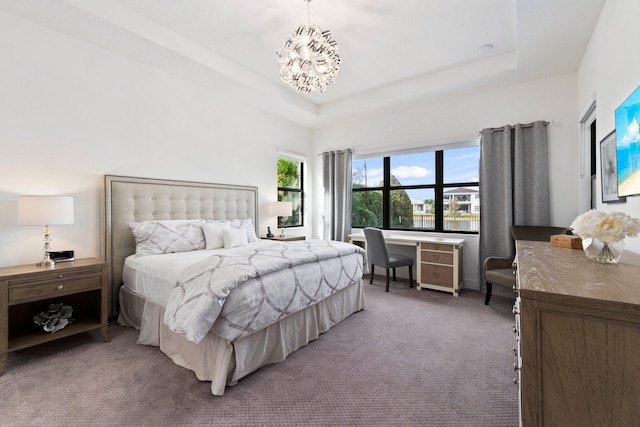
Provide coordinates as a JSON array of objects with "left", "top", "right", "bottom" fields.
[{"left": 102, "top": 175, "right": 258, "bottom": 317}]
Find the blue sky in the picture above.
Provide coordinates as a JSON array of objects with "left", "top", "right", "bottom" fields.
[{"left": 352, "top": 146, "right": 479, "bottom": 201}]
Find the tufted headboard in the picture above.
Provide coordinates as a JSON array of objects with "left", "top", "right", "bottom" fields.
[{"left": 102, "top": 175, "right": 258, "bottom": 317}]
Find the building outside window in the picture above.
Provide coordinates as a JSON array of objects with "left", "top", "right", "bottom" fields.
[
  {"left": 277, "top": 157, "right": 304, "bottom": 227},
  {"left": 352, "top": 146, "right": 479, "bottom": 233}
]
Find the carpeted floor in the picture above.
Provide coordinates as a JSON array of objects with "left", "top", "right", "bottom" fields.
[{"left": 1, "top": 278, "right": 518, "bottom": 426}]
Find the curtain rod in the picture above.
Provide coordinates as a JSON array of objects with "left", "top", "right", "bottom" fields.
[
  {"left": 317, "top": 148, "right": 353, "bottom": 156},
  {"left": 487, "top": 121, "right": 551, "bottom": 133}
]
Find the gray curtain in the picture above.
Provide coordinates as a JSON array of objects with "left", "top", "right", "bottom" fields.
[
  {"left": 323, "top": 149, "right": 352, "bottom": 242},
  {"left": 479, "top": 121, "right": 550, "bottom": 268}
]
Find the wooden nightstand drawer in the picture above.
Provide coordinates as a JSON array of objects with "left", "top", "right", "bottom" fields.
[
  {"left": 421, "top": 251, "right": 453, "bottom": 265},
  {"left": 9, "top": 274, "right": 102, "bottom": 304},
  {"left": 420, "top": 264, "right": 453, "bottom": 287}
]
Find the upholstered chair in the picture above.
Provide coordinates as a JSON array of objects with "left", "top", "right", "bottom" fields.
[
  {"left": 483, "top": 225, "right": 571, "bottom": 305},
  {"left": 363, "top": 227, "right": 414, "bottom": 292}
]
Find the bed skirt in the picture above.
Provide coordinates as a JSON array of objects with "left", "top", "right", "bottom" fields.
[{"left": 117, "top": 280, "right": 365, "bottom": 395}]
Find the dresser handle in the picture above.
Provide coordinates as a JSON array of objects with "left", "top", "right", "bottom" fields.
[
  {"left": 57, "top": 284, "right": 64, "bottom": 291},
  {"left": 58, "top": 274, "right": 63, "bottom": 278}
]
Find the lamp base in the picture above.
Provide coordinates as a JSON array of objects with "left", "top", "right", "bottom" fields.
[{"left": 37, "top": 252, "right": 55, "bottom": 268}]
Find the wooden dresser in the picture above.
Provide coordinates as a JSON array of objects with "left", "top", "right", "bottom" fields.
[{"left": 514, "top": 240, "right": 640, "bottom": 426}]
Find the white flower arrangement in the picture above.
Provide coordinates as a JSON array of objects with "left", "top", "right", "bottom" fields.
[{"left": 570, "top": 210, "right": 640, "bottom": 243}]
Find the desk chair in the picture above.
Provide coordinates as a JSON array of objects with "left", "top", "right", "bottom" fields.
[
  {"left": 483, "top": 225, "right": 570, "bottom": 305},
  {"left": 364, "top": 227, "right": 414, "bottom": 292}
]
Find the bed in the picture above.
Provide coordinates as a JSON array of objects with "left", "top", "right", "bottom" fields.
[{"left": 102, "top": 175, "right": 366, "bottom": 395}]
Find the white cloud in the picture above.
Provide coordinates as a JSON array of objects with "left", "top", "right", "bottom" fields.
[
  {"left": 367, "top": 168, "right": 384, "bottom": 185},
  {"left": 621, "top": 117, "right": 639, "bottom": 147},
  {"left": 391, "top": 165, "right": 431, "bottom": 179}
]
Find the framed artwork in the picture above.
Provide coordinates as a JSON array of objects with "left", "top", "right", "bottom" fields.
[
  {"left": 600, "top": 130, "right": 625, "bottom": 203},
  {"left": 615, "top": 85, "right": 640, "bottom": 197}
]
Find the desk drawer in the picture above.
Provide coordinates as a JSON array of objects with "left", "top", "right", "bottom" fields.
[
  {"left": 9, "top": 274, "right": 102, "bottom": 304},
  {"left": 421, "top": 242, "right": 453, "bottom": 252},
  {"left": 421, "top": 251, "right": 453, "bottom": 265},
  {"left": 420, "top": 264, "right": 453, "bottom": 287}
]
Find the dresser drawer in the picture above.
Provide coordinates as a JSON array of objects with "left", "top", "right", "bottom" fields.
[
  {"left": 420, "top": 264, "right": 453, "bottom": 287},
  {"left": 9, "top": 274, "right": 102, "bottom": 304},
  {"left": 421, "top": 251, "right": 453, "bottom": 265}
]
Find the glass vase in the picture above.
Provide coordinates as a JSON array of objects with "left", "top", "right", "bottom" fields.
[{"left": 582, "top": 238, "right": 625, "bottom": 264}]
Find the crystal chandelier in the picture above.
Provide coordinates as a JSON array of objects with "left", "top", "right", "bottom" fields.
[{"left": 276, "top": 0, "right": 341, "bottom": 94}]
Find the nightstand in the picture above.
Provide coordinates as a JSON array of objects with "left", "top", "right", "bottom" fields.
[
  {"left": 0, "top": 258, "right": 109, "bottom": 375},
  {"left": 263, "top": 236, "right": 306, "bottom": 241}
]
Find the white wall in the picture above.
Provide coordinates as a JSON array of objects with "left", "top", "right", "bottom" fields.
[
  {"left": 5, "top": 1, "right": 636, "bottom": 288},
  {"left": 312, "top": 73, "right": 581, "bottom": 290},
  {"left": 0, "top": 11, "right": 311, "bottom": 267},
  {"left": 577, "top": 0, "right": 640, "bottom": 254}
]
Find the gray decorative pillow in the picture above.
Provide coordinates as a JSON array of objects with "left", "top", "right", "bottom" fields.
[{"left": 130, "top": 219, "right": 205, "bottom": 256}]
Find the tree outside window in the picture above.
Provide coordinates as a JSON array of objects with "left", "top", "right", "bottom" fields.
[{"left": 277, "top": 157, "right": 303, "bottom": 227}]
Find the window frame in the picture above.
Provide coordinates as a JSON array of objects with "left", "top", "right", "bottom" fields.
[
  {"left": 352, "top": 147, "right": 479, "bottom": 234},
  {"left": 277, "top": 157, "right": 304, "bottom": 228}
]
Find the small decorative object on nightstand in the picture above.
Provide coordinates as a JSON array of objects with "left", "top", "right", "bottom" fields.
[{"left": 0, "top": 258, "right": 109, "bottom": 375}]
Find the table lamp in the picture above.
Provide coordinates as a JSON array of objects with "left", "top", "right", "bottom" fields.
[
  {"left": 18, "top": 195, "right": 74, "bottom": 267},
  {"left": 271, "top": 201, "right": 292, "bottom": 238}
]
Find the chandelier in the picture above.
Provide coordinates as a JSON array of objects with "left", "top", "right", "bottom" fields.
[{"left": 276, "top": 0, "right": 341, "bottom": 94}]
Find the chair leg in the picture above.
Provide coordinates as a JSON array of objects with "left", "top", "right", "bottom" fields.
[
  {"left": 369, "top": 265, "right": 374, "bottom": 284},
  {"left": 484, "top": 283, "right": 492, "bottom": 305},
  {"left": 408, "top": 265, "right": 414, "bottom": 288},
  {"left": 392, "top": 267, "right": 396, "bottom": 281},
  {"left": 385, "top": 269, "right": 390, "bottom": 292}
]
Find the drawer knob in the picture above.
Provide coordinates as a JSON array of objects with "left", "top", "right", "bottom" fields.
[
  {"left": 58, "top": 274, "right": 63, "bottom": 278},
  {"left": 57, "top": 284, "right": 64, "bottom": 291}
]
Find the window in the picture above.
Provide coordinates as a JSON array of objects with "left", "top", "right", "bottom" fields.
[
  {"left": 277, "top": 157, "right": 304, "bottom": 227},
  {"left": 352, "top": 146, "right": 479, "bottom": 233}
]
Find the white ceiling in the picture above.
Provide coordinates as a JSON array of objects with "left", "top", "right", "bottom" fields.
[{"left": 0, "top": 0, "right": 606, "bottom": 128}]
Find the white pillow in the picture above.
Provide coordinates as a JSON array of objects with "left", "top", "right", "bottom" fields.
[
  {"left": 202, "top": 221, "right": 230, "bottom": 250},
  {"left": 223, "top": 228, "right": 248, "bottom": 249},
  {"left": 230, "top": 219, "right": 259, "bottom": 243},
  {"left": 129, "top": 219, "right": 205, "bottom": 256}
]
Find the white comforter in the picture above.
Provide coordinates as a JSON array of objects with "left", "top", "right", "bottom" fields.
[{"left": 163, "top": 239, "right": 366, "bottom": 344}]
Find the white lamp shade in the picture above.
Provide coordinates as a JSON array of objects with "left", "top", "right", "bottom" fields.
[
  {"left": 271, "top": 201, "right": 293, "bottom": 217},
  {"left": 18, "top": 196, "right": 74, "bottom": 225}
]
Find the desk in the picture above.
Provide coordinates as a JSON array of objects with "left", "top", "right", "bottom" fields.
[{"left": 349, "top": 233, "right": 464, "bottom": 296}]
